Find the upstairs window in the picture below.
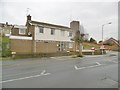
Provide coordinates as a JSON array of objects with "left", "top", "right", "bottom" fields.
[
  {"left": 61, "top": 30, "right": 65, "bottom": 36},
  {"left": 39, "top": 27, "right": 44, "bottom": 33},
  {"left": 51, "top": 28, "right": 55, "bottom": 35},
  {"left": 19, "top": 28, "right": 26, "bottom": 35},
  {"left": 69, "top": 32, "right": 72, "bottom": 37}
]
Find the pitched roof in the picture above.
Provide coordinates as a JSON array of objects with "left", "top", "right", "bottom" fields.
[
  {"left": 109, "top": 37, "right": 118, "bottom": 42},
  {"left": 103, "top": 37, "right": 120, "bottom": 46},
  {"left": 29, "top": 20, "right": 70, "bottom": 29}
]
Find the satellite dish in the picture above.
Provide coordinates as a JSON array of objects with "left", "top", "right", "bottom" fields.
[{"left": 28, "top": 32, "right": 32, "bottom": 36}]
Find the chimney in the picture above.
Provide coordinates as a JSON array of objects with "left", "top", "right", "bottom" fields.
[
  {"left": 70, "top": 21, "right": 80, "bottom": 31},
  {"left": 70, "top": 21, "right": 80, "bottom": 36},
  {"left": 6, "top": 22, "right": 8, "bottom": 26},
  {"left": 26, "top": 15, "right": 31, "bottom": 35},
  {"left": 27, "top": 14, "right": 31, "bottom": 21},
  {"left": 26, "top": 14, "right": 31, "bottom": 26}
]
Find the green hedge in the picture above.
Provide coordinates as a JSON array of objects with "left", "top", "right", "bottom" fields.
[
  {"left": 2, "top": 42, "right": 11, "bottom": 57},
  {"left": 1, "top": 36, "right": 11, "bottom": 57}
]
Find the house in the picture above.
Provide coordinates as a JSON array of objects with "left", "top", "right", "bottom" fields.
[
  {"left": 10, "top": 15, "right": 82, "bottom": 56},
  {"left": 102, "top": 37, "right": 120, "bottom": 46},
  {"left": 0, "top": 22, "right": 12, "bottom": 37},
  {"left": 98, "top": 37, "right": 120, "bottom": 51}
]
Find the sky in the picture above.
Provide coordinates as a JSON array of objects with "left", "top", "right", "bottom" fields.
[{"left": 0, "top": 0, "right": 119, "bottom": 42}]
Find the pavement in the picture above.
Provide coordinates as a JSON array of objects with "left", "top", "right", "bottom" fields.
[{"left": 1, "top": 51, "right": 119, "bottom": 88}]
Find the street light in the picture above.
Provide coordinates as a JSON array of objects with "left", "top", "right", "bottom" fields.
[
  {"left": 102, "top": 22, "right": 112, "bottom": 42},
  {"left": 101, "top": 22, "right": 112, "bottom": 54}
]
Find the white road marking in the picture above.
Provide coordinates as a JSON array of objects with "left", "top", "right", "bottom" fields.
[
  {"left": 41, "top": 70, "right": 46, "bottom": 75},
  {"left": 110, "top": 61, "right": 118, "bottom": 64},
  {"left": 50, "top": 57, "right": 61, "bottom": 60},
  {"left": 0, "top": 70, "right": 50, "bottom": 83},
  {"left": 74, "top": 65, "right": 78, "bottom": 70},
  {"left": 1, "top": 75, "right": 42, "bottom": 83},
  {"left": 96, "top": 62, "right": 101, "bottom": 66},
  {"left": 42, "top": 73, "right": 51, "bottom": 75},
  {"left": 40, "top": 70, "right": 50, "bottom": 75},
  {"left": 84, "top": 55, "right": 103, "bottom": 58},
  {"left": 4, "top": 70, "right": 48, "bottom": 77},
  {"left": 50, "top": 56, "right": 68, "bottom": 60},
  {"left": 74, "top": 62, "right": 101, "bottom": 70}
]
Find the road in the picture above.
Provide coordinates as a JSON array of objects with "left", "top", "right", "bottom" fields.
[{"left": 1, "top": 51, "right": 119, "bottom": 88}]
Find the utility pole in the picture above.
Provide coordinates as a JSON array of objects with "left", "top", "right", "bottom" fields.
[{"left": 101, "top": 22, "right": 112, "bottom": 54}]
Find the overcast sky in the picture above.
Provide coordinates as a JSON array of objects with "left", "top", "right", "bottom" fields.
[{"left": 0, "top": 0, "right": 118, "bottom": 41}]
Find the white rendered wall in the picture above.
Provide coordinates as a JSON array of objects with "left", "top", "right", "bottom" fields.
[{"left": 34, "top": 26, "right": 72, "bottom": 42}]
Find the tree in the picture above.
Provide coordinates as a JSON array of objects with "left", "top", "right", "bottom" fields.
[
  {"left": 90, "top": 37, "right": 97, "bottom": 44},
  {"left": 99, "top": 40, "right": 102, "bottom": 43},
  {"left": 72, "top": 30, "right": 83, "bottom": 57}
]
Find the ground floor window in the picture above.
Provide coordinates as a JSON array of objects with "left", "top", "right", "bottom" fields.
[
  {"left": 69, "top": 42, "right": 73, "bottom": 48},
  {"left": 19, "top": 28, "right": 26, "bottom": 35},
  {"left": 58, "top": 42, "right": 66, "bottom": 51}
]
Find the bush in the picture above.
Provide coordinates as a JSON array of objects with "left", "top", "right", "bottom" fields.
[
  {"left": 90, "top": 37, "right": 97, "bottom": 44},
  {"left": 1, "top": 36, "right": 11, "bottom": 57},
  {"left": 2, "top": 42, "right": 11, "bottom": 57},
  {"left": 77, "top": 54, "right": 83, "bottom": 57}
]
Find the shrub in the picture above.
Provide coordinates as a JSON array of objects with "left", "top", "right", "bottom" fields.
[
  {"left": 2, "top": 43, "right": 11, "bottom": 57},
  {"left": 2, "top": 37, "right": 11, "bottom": 57},
  {"left": 90, "top": 37, "right": 97, "bottom": 44}
]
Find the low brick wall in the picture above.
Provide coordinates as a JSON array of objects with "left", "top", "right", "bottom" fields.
[
  {"left": 10, "top": 39, "right": 33, "bottom": 54},
  {"left": 12, "top": 52, "right": 70, "bottom": 59},
  {"left": 69, "top": 50, "right": 104, "bottom": 55}
]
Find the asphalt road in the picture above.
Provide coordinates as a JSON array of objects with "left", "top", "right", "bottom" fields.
[{"left": 1, "top": 51, "right": 119, "bottom": 88}]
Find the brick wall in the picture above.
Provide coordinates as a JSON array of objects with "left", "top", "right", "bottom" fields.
[
  {"left": 36, "top": 41, "right": 59, "bottom": 53},
  {"left": 10, "top": 39, "right": 75, "bottom": 55},
  {"left": 10, "top": 39, "right": 33, "bottom": 54}
]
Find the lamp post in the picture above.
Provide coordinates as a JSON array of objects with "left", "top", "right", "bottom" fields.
[{"left": 101, "top": 22, "right": 112, "bottom": 54}]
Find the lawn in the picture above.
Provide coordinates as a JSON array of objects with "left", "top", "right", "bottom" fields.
[
  {"left": 83, "top": 42, "right": 100, "bottom": 50},
  {"left": 0, "top": 57, "right": 12, "bottom": 60}
]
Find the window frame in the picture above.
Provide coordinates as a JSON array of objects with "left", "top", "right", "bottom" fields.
[
  {"left": 69, "top": 42, "right": 73, "bottom": 48},
  {"left": 51, "top": 28, "right": 55, "bottom": 35},
  {"left": 69, "top": 31, "right": 72, "bottom": 37},
  {"left": 19, "top": 28, "right": 26, "bottom": 35},
  {"left": 39, "top": 26, "right": 44, "bottom": 33}
]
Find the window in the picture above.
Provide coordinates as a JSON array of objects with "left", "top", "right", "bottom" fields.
[
  {"left": 39, "top": 27, "right": 44, "bottom": 33},
  {"left": 51, "top": 28, "right": 55, "bottom": 35},
  {"left": 69, "top": 32, "right": 72, "bottom": 37},
  {"left": 61, "top": 30, "right": 65, "bottom": 36},
  {"left": 59, "top": 42, "right": 66, "bottom": 51},
  {"left": 19, "top": 28, "right": 26, "bottom": 35},
  {"left": 69, "top": 42, "right": 73, "bottom": 48}
]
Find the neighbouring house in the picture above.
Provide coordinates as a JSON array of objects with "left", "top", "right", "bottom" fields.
[
  {"left": 102, "top": 37, "right": 120, "bottom": 46},
  {"left": 0, "top": 22, "right": 12, "bottom": 37},
  {"left": 9, "top": 15, "right": 83, "bottom": 56},
  {"left": 98, "top": 37, "right": 120, "bottom": 51},
  {"left": 0, "top": 22, "right": 13, "bottom": 57}
]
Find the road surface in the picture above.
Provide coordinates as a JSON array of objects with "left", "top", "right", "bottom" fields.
[{"left": 1, "top": 51, "right": 119, "bottom": 88}]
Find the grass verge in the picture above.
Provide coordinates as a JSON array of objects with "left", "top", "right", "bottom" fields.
[{"left": 0, "top": 57, "right": 12, "bottom": 60}]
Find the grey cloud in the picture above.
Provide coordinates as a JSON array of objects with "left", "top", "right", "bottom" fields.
[{"left": 0, "top": 1, "right": 118, "bottom": 41}]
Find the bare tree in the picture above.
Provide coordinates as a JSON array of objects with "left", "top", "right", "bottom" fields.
[{"left": 73, "top": 30, "right": 83, "bottom": 57}]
